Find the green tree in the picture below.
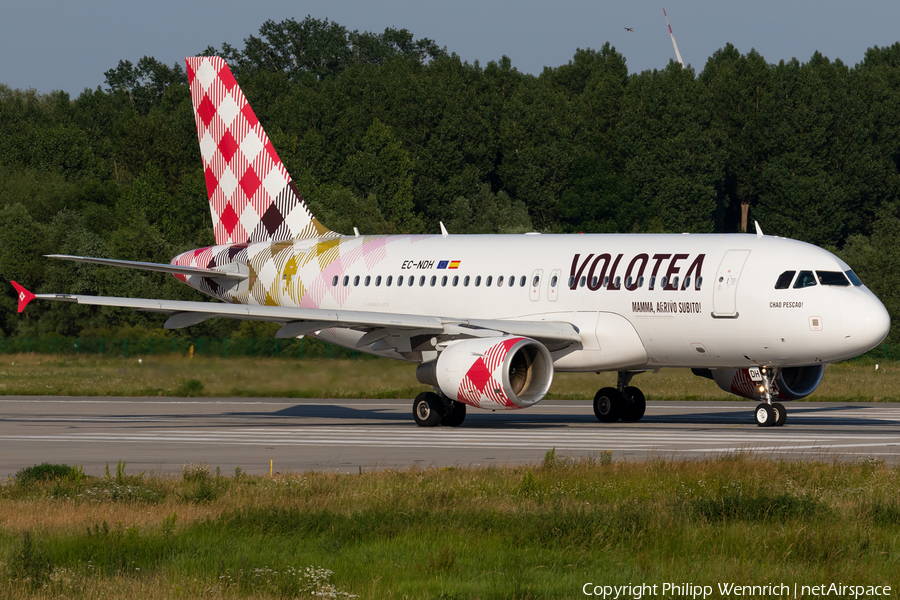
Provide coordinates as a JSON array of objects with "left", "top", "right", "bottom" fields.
[
  {"left": 620, "top": 62, "right": 724, "bottom": 233},
  {"left": 838, "top": 205, "right": 900, "bottom": 344},
  {"left": 342, "top": 119, "right": 420, "bottom": 232}
]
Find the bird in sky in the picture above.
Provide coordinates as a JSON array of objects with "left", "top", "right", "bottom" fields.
[{"left": 625, "top": 27, "right": 634, "bottom": 32}]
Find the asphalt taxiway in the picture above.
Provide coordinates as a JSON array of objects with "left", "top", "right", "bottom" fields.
[{"left": 2, "top": 397, "right": 899, "bottom": 476}]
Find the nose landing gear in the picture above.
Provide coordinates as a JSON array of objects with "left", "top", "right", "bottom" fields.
[{"left": 754, "top": 367, "right": 787, "bottom": 427}]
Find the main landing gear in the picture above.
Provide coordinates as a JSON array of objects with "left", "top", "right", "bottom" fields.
[
  {"left": 593, "top": 372, "right": 647, "bottom": 423},
  {"left": 754, "top": 366, "right": 787, "bottom": 427},
  {"left": 413, "top": 391, "right": 466, "bottom": 427}
]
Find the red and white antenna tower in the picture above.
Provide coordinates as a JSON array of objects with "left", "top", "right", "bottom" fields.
[{"left": 663, "top": 8, "right": 684, "bottom": 67}]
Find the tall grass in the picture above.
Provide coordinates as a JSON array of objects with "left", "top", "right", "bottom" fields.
[{"left": 1, "top": 456, "right": 899, "bottom": 598}]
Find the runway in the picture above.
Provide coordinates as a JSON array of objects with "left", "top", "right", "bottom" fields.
[{"left": 2, "top": 397, "right": 899, "bottom": 476}]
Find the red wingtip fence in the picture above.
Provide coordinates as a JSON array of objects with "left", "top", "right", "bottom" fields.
[{"left": 0, "top": 336, "right": 368, "bottom": 360}]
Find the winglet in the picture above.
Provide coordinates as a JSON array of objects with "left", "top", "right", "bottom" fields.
[
  {"left": 754, "top": 221, "right": 764, "bottom": 239},
  {"left": 10, "top": 281, "right": 36, "bottom": 313}
]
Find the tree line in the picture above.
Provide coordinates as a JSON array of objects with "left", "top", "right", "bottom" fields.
[{"left": 1, "top": 16, "right": 899, "bottom": 343}]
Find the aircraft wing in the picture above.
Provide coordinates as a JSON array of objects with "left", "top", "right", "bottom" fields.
[{"left": 11, "top": 284, "right": 582, "bottom": 349}]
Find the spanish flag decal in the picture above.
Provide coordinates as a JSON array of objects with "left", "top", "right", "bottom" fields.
[{"left": 448, "top": 260, "right": 461, "bottom": 269}]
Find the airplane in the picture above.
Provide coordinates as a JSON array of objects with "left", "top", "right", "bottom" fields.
[
  {"left": 624, "top": 27, "right": 634, "bottom": 32},
  {"left": 11, "top": 56, "right": 891, "bottom": 428}
]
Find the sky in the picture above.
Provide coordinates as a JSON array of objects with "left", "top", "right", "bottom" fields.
[{"left": 3, "top": 0, "right": 900, "bottom": 97}]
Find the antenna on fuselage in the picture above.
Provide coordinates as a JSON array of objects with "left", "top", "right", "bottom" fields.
[
  {"left": 754, "top": 221, "right": 764, "bottom": 239},
  {"left": 663, "top": 8, "right": 684, "bottom": 67},
  {"left": 440, "top": 222, "right": 449, "bottom": 238}
]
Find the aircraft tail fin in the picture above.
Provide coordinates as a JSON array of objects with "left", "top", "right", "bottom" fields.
[{"left": 185, "top": 56, "right": 338, "bottom": 245}]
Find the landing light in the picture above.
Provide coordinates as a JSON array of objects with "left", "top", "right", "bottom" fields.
[{"left": 758, "top": 385, "right": 766, "bottom": 393}]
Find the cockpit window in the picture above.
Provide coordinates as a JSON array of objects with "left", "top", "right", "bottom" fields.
[
  {"left": 774, "top": 270, "right": 795, "bottom": 289},
  {"left": 845, "top": 270, "right": 863, "bottom": 287},
  {"left": 816, "top": 271, "right": 850, "bottom": 286},
  {"left": 793, "top": 271, "right": 817, "bottom": 289}
]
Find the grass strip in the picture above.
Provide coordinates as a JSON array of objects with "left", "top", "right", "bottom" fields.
[{"left": 2, "top": 455, "right": 899, "bottom": 598}]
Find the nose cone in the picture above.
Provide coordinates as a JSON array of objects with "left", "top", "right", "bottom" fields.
[{"left": 841, "top": 290, "right": 891, "bottom": 355}]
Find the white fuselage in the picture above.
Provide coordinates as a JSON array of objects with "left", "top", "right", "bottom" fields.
[{"left": 177, "top": 232, "right": 889, "bottom": 372}]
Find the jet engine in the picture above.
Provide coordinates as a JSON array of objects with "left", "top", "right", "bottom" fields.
[
  {"left": 696, "top": 365, "right": 826, "bottom": 401},
  {"left": 416, "top": 336, "right": 554, "bottom": 409}
]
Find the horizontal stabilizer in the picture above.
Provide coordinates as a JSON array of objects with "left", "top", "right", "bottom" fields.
[{"left": 46, "top": 255, "right": 248, "bottom": 281}]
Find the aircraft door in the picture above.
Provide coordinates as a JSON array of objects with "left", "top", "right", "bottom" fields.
[
  {"left": 547, "top": 269, "right": 561, "bottom": 302},
  {"left": 529, "top": 269, "right": 543, "bottom": 302},
  {"left": 712, "top": 250, "right": 750, "bottom": 317}
]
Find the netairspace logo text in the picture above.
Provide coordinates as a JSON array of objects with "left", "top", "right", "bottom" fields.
[{"left": 581, "top": 582, "right": 892, "bottom": 599}]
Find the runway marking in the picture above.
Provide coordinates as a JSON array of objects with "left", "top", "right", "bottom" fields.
[{"left": 3, "top": 426, "right": 898, "bottom": 455}]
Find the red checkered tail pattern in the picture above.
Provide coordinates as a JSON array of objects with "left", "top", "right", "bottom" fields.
[{"left": 185, "top": 56, "right": 338, "bottom": 245}]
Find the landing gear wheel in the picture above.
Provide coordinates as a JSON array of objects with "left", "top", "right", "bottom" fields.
[
  {"left": 594, "top": 387, "right": 624, "bottom": 423},
  {"left": 755, "top": 403, "right": 775, "bottom": 427},
  {"left": 620, "top": 387, "right": 646, "bottom": 422},
  {"left": 772, "top": 402, "right": 787, "bottom": 427},
  {"left": 441, "top": 401, "right": 466, "bottom": 427},
  {"left": 413, "top": 392, "right": 444, "bottom": 427}
]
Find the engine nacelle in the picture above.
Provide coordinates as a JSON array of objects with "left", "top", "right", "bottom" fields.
[
  {"left": 700, "top": 365, "right": 826, "bottom": 401},
  {"left": 416, "top": 336, "right": 554, "bottom": 409}
]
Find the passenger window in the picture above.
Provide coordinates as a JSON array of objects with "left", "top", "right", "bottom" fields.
[
  {"left": 579, "top": 276, "right": 586, "bottom": 287},
  {"left": 695, "top": 276, "right": 703, "bottom": 289},
  {"left": 532, "top": 275, "right": 540, "bottom": 287},
  {"left": 343, "top": 275, "right": 349, "bottom": 286},
  {"left": 353, "top": 275, "right": 360, "bottom": 286},
  {"left": 464, "top": 276, "right": 470, "bottom": 287},
  {"left": 376, "top": 275, "right": 382, "bottom": 286},
  {"left": 508, "top": 275, "right": 514, "bottom": 287},
  {"left": 591, "top": 276, "right": 598, "bottom": 288},
  {"left": 568, "top": 276, "right": 576, "bottom": 287},
  {"left": 625, "top": 276, "right": 633, "bottom": 288},
  {"left": 453, "top": 275, "right": 459, "bottom": 286},
  {"left": 793, "top": 271, "right": 817, "bottom": 288},
  {"left": 638, "top": 276, "right": 645, "bottom": 288},
  {"left": 846, "top": 270, "right": 863, "bottom": 286},
  {"left": 486, "top": 276, "right": 493, "bottom": 287},
  {"left": 498, "top": 275, "right": 504, "bottom": 286},
  {"left": 441, "top": 275, "right": 447, "bottom": 287},
  {"left": 671, "top": 276, "right": 679, "bottom": 289},
  {"left": 332, "top": 276, "right": 338, "bottom": 286},
  {"left": 408, "top": 276, "right": 415, "bottom": 286},
  {"left": 817, "top": 271, "right": 850, "bottom": 286},
  {"left": 660, "top": 276, "right": 667, "bottom": 289},
  {"left": 475, "top": 276, "right": 482, "bottom": 287},
  {"left": 430, "top": 276, "right": 437, "bottom": 286},
  {"left": 774, "top": 270, "right": 795, "bottom": 289},
  {"left": 649, "top": 276, "right": 656, "bottom": 289},
  {"left": 550, "top": 275, "right": 557, "bottom": 287},
  {"left": 365, "top": 275, "right": 371, "bottom": 286},
  {"left": 520, "top": 276, "right": 527, "bottom": 287},
  {"left": 613, "top": 276, "right": 621, "bottom": 289},
  {"left": 683, "top": 276, "right": 690, "bottom": 289}
]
